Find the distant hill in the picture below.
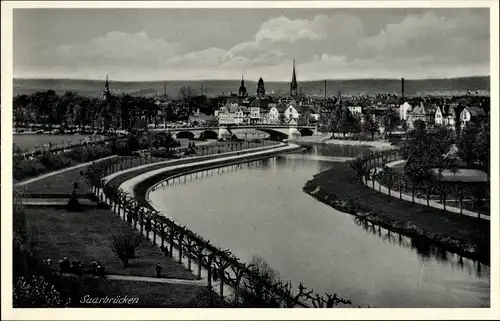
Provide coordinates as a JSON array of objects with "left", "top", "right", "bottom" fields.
[{"left": 13, "top": 76, "right": 490, "bottom": 98}]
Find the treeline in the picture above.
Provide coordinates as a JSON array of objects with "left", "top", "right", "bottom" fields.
[
  {"left": 318, "top": 106, "right": 400, "bottom": 140},
  {"left": 13, "top": 131, "right": 180, "bottom": 181},
  {"left": 13, "top": 89, "right": 221, "bottom": 130}
]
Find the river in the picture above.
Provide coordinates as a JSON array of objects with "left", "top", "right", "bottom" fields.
[{"left": 148, "top": 144, "right": 490, "bottom": 308}]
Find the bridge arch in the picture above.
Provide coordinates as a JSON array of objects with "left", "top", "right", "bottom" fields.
[
  {"left": 176, "top": 131, "right": 195, "bottom": 139},
  {"left": 199, "top": 130, "right": 218, "bottom": 140},
  {"left": 299, "top": 128, "right": 314, "bottom": 136},
  {"left": 256, "top": 128, "right": 289, "bottom": 141}
]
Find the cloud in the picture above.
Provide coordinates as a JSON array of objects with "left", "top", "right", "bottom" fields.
[
  {"left": 15, "top": 9, "right": 489, "bottom": 80},
  {"left": 41, "top": 31, "right": 183, "bottom": 68},
  {"left": 356, "top": 10, "right": 489, "bottom": 63},
  {"left": 255, "top": 16, "right": 323, "bottom": 42}
]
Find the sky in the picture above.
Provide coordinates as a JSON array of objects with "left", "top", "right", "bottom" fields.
[{"left": 13, "top": 8, "right": 490, "bottom": 81}]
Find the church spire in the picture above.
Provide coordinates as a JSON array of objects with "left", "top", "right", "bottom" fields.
[
  {"left": 239, "top": 74, "right": 247, "bottom": 98},
  {"left": 105, "top": 74, "right": 110, "bottom": 92},
  {"left": 103, "top": 74, "right": 111, "bottom": 100},
  {"left": 290, "top": 59, "right": 298, "bottom": 98}
]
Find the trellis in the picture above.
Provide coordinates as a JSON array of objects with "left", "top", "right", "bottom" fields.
[{"left": 83, "top": 158, "right": 352, "bottom": 308}]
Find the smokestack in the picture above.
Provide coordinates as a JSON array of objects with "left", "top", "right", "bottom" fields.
[
  {"left": 164, "top": 82, "right": 167, "bottom": 96},
  {"left": 324, "top": 80, "right": 327, "bottom": 98},
  {"left": 401, "top": 78, "right": 405, "bottom": 99}
]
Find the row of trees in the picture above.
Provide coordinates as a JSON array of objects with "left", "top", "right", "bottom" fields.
[
  {"left": 348, "top": 117, "right": 490, "bottom": 216},
  {"left": 349, "top": 148, "right": 489, "bottom": 216},
  {"left": 319, "top": 106, "right": 400, "bottom": 140},
  {"left": 13, "top": 87, "right": 224, "bottom": 130}
]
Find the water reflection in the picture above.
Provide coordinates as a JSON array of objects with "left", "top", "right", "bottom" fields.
[
  {"left": 161, "top": 158, "right": 488, "bottom": 279},
  {"left": 353, "top": 216, "right": 487, "bottom": 277}
]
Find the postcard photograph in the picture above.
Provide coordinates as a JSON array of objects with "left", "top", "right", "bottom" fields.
[{"left": 2, "top": 1, "right": 498, "bottom": 319}]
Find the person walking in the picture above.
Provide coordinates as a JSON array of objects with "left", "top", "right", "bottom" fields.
[{"left": 156, "top": 262, "right": 162, "bottom": 278}]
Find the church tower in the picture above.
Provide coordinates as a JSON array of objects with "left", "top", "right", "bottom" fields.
[
  {"left": 257, "top": 77, "right": 266, "bottom": 98},
  {"left": 102, "top": 74, "right": 111, "bottom": 101},
  {"left": 238, "top": 75, "right": 248, "bottom": 98},
  {"left": 290, "top": 59, "right": 298, "bottom": 99}
]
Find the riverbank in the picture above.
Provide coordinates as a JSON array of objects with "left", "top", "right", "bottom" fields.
[
  {"left": 303, "top": 162, "right": 490, "bottom": 265},
  {"left": 119, "top": 144, "right": 303, "bottom": 207},
  {"left": 289, "top": 135, "right": 395, "bottom": 150}
]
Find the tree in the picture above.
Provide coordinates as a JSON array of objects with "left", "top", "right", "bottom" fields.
[
  {"left": 349, "top": 158, "right": 367, "bottom": 183},
  {"left": 474, "top": 119, "right": 490, "bottom": 175},
  {"left": 363, "top": 115, "right": 379, "bottom": 140},
  {"left": 240, "top": 255, "right": 281, "bottom": 307},
  {"left": 111, "top": 230, "right": 143, "bottom": 268},
  {"left": 380, "top": 166, "right": 396, "bottom": 196},
  {"left": 337, "top": 107, "right": 359, "bottom": 139},
  {"left": 382, "top": 109, "right": 399, "bottom": 139},
  {"left": 279, "top": 113, "right": 286, "bottom": 125},
  {"left": 457, "top": 123, "right": 479, "bottom": 168},
  {"left": 178, "top": 86, "right": 196, "bottom": 114}
]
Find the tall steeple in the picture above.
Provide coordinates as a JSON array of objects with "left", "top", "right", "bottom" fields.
[
  {"left": 290, "top": 59, "right": 298, "bottom": 99},
  {"left": 102, "top": 74, "right": 111, "bottom": 100},
  {"left": 239, "top": 74, "right": 247, "bottom": 98}
]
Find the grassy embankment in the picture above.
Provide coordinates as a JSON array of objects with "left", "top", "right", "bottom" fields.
[{"left": 303, "top": 162, "right": 490, "bottom": 265}]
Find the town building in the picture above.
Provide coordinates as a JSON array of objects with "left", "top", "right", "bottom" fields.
[
  {"left": 407, "top": 102, "right": 437, "bottom": 129},
  {"left": 460, "top": 106, "right": 486, "bottom": 130},
  {"left": 399, "top": 101, "right": 412, "bottom": 121},
  {"left": 347, "top": 106, "right": 363, "bottom": 116},
  {"left": 434, "top": 104, "right": 457, "bottom": 130}
]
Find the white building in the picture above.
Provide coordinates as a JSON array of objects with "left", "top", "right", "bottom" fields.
[
  {"left": 284, "top": 102, "right": 300, "bottom": 121},
  {"left": 460, "top": 106, "right": 486, "bottom": 130},
  {"left": 267, "top": 104, "right": 280, "bottom": 124},
  {"left": 435, "top": 105, "right": 457, "bottom": 129},
  {"left": 399, "top": 102, "right": 412, "bottom": 121},
  {"left": 347, "top": 106, "right": 363, "bottom": 116}
]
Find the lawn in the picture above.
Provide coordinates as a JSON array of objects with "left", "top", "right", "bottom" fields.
[
  {"left": 14, "top": 274, "right": 208, "bottom": 308},
  {"left": 13, "top": 134, "right": 107, "bottom": 152},
  {"left": 24, "top": 207, "right": 196, "bottom": 280},
  {"left": 73, "top": 278, "right": 207, "bottom": 307}
]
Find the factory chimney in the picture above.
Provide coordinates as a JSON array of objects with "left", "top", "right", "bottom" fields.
[
  {"left": 324, "top": 80, "right": 327, "bottom": 98},
  {"left": 401, "top": 78, "right": 405, "bottom": 99}
]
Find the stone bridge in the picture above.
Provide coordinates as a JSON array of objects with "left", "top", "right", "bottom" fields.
[{"left": 151, "top": 124, "right": 318, "bottom": 140}]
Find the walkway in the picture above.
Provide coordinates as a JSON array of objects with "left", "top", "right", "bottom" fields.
[
  {"left": 117, "top": 143, "right": 297, "bottom": 197},
  {"left": 366, "top": 160, "right": 490, "bottom": 221},
  {"left": 15, "top": 155, "right": 118, "bottom": 187},
  {"left": 22, "top": 198, "right": 97, "bottom": 207},
  {"left": 104, "top": 143, "right": 283, "bottom": 184},
  {"left": 105, "top": 274, "right": 207, "bottom": 286}
]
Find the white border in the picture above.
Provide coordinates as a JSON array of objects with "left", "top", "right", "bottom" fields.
[{"left": 1, "top": 1, "right": 499, "bottom": 320}]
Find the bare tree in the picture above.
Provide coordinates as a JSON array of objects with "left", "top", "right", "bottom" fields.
[{"left": 111, "top": 230, "right": 143, "bottom": 268}]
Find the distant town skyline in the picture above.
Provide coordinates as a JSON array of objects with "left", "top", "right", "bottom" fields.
[{"left": 14, "top": 8, "right": 490, "bottom": 81}]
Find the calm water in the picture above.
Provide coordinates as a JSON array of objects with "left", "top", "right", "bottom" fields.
[{"left": 149, "top": 145, "right": 490, "bottom": 308}]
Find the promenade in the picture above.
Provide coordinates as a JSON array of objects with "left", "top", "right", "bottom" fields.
[
  {"left": 17, "top": 141, "right": 294, "bottom": 307},
  {"left": 365, "top": 160, "right": 490, "bottom": 221}
]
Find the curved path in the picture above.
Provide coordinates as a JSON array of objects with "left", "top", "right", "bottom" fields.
[
  {"left": 98, "top": 143, "right": 302, "bottom": 302},
  {"left": 15, "top": 155, "right": 118, "bottom": 186},
  {"left": 366, "top": 160, "right": 489, "bottom": 221}
]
